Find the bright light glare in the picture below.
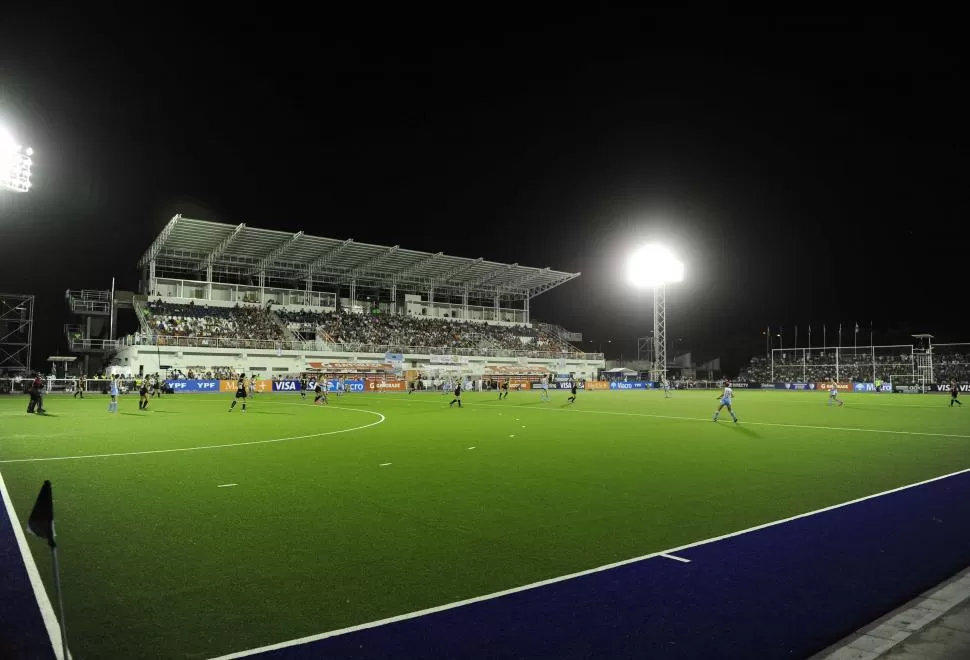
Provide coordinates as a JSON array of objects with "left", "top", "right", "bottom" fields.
[
  {"left": 627, "top": 244, "right": 684, "bottom": 287},
  {"left": 0, "top": 125, "right": 33, "bottom": 193}
]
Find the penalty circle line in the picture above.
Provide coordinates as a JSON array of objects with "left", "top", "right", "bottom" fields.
[{"left": 0, "top": 407, "right": 386, "bottom": 464}]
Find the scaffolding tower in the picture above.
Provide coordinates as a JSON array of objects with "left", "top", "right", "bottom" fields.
[{"left": 0, "top": 293, "right": 34, "bottom": 374}]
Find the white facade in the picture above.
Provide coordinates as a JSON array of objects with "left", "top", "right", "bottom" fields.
[{"left": 115, "top": 344, "right": 604, "bottom": 380}]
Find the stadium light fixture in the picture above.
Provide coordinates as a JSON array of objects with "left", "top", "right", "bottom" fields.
[
  {"left": 626, "top": 244, "right": 684, "bottom": 288},
  {"left": 0, "top": 124, "right": 34, "bottom": 193},
  {"left": 627, "top": 243, "right": 684, "bottom": 384}
]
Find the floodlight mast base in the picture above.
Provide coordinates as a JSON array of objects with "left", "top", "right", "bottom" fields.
[{"left": 652, "top": 284, "right": 666, "bottom": 384}]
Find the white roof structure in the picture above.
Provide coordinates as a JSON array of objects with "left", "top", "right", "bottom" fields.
[{"left": 138, "top": 215, "right": 580, "bottom": 300}]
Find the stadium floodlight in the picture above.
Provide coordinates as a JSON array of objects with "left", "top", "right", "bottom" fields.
[
  {"left": 627, "top": 244, "right": 684, "bottom": 383},
  {"left": 1, "top": 125, "right": 34, "bottom": 193}
]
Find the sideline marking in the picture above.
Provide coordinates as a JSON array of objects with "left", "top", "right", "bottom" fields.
[
  {"left": 0, "top": 473, "right": 67, "bottom": 659},
  {"left": 387, "top": 397, "right": 970, "bottom": 440},
  {"left": 209, "top": 465, "right": 970, "bottom": 660},
  {"left": 660, "top": 553, "right": 691, "bottom": 564},
  {"left": 0, "top": 408, "right": 385, "bottom": 464},
  {"left": 379, "top": 463, "right": 392, "bottom": 467},
  {"left": 217, "top": 484, "right": 237, "bottom": 488}
]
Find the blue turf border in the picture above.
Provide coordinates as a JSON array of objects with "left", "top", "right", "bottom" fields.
[
  {"left": 0, "top": 480, "right": 56, "bottom": 659},
  {"left": 236, "top": 471, "right": 970, "bottom": 660}
]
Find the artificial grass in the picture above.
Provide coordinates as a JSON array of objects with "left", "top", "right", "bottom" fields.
[{"left": 1, "top": 389, "right": 967, "bottom": 659}]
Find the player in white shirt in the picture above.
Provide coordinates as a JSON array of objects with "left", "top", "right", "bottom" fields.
[
  {"left": 713, "top": 381, "right": 738, "bottom": 423},
  {"left": 108, "top": 375, "right": 120, "bottom": 413},
  {"left": 827, "top": 379, "right": 844, "bottom": 407},
  {"left": 539, "top": 375, "right": 550, "bottom": 401},
  {"left": 662, "top": 378, "right": 671, "bottom": 398}
]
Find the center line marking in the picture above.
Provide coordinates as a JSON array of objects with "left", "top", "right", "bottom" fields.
[
  {"left": 380, "top": 463, "right": 392, "bottom": 467},
  {"left": 217, "top": 483, "right": 237, "bottom": 488},
  {"left": 468, "top": 447, "right": 476, "bottom": 450},
  {"left": 660, "top": 553, "right": 691, "bottom": 563}
]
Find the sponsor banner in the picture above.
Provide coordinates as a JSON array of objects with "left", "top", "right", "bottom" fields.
[
  {"left": 556, "top": 381, "right": 584, "bottom": 389},
  {"left": 510, "top": 379, "right": 532, "bottom": 390},
  {"left": 384, "top": 352, "right": 404, "bottom": 363},
  {"left": 775, "top": 383, "right": 818, "bottom": 391},
  {"left": 852, "top": 382, "right": 893, "bottom": 392},
  {"left": 273, "top": 379, "right": 366, "bottom": 392},
  {"left": 586, "top": 381, "right": 610, "bottom": 390},
  {"left": 366, "top": 378, "right": 406, "bottom": 392},
  {"left": 932, "top": 383, "right": 970, "bottom": 393},
  {"left": 164, "top": 379, "right": 220, "bottom": 392},
  {"left": 608, "top": 381, "right": 653, "bottom": 390},
  {"left": 429, "top": 355, "right": 469, "bottom": 365},
  {"left": 731, "top": 382, "right": 762, "bottom": 389},
  {"left": 554, "top": 373, "right": 573, "bottom": 381}
]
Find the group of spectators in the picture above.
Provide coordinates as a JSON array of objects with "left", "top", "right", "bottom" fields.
[
  {"left": 142, "top": 302, "right": 578, "bottom": 354},
  {"left": 144, "top": 301, "right": 282, "bottom": 341},
  {"left": 739, "top": 351, "right": 970, "bottom": 384}
]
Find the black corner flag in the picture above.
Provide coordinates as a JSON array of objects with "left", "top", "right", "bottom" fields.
[
  {"left": 28, "top": 480, "right": 56, "bottom": 548},
  {"left": 27, "top": 480, "right": 69, "bottom": 659}
]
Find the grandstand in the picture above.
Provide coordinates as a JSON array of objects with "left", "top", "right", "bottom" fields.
[
  {"left": 738, "top": 338, "right": 970, "bottom": 391},
  {"left": 104, "top": 215, "right": 604, "bottom": 378}
]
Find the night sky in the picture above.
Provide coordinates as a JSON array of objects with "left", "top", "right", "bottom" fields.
[{"left": 1, "top": 11, "right": 965, "bottom": 374}]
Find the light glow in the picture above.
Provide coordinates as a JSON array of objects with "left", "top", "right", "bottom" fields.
[
  {"left": 0, "top": 125, "right": 33, "bottom": 193},
  {"left": 627, "top": 244, "right": 684, "bottom": 288}
]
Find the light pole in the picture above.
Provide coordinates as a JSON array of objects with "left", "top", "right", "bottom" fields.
[{"left": 627, "top": 244, "right": 684, "bottom": 384}]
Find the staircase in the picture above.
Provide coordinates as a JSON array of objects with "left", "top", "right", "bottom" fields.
[{"left": 535, "top": 322, "right": 584, "bottom": 355}]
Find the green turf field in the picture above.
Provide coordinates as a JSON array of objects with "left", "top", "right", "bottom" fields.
[{"left": 1, "top": 388, "right": 967, "bottom": 659}]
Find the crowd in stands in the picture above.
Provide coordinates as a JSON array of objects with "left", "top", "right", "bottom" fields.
[
  {"left": 139, "top": 301, "right": 580, "bottom": 354},
  {"left": 144, "top": 301, "right": 280, "bottom": 341},
  {"left": 739, "top": 350, "right": 970, "bottom": 384}
]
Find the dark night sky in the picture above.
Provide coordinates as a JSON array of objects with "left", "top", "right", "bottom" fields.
[{"left": 0, "top": 10, "right": 966, "bottom": 374}]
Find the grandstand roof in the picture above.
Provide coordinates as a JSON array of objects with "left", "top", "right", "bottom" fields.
[{"left": 138, "top": 216, "right": 580, "bottom": 299}]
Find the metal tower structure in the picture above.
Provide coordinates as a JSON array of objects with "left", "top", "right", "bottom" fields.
[
  {"left": 652, "top": 285, "right": 667, "bottom": 383},
  {"left": 0, "top": 293, "right": 34, "bottom": 374}
]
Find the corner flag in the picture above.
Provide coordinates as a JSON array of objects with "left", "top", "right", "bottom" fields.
[
  {"left": 27, "top": 480, "right": 69, "bottom": 659},
  {"left": 28, "top": 480, "right": 56, "bottom": 548}
]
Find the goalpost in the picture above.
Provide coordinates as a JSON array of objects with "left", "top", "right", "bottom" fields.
[{"left": 888, "top": 373, "right": 926, "bottom": 394}]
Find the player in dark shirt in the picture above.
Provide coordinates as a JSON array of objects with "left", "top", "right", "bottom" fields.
[
  {"left": 567, "top": 380, "right": 578, "bottom": 404},
  {"left": 449, "top": 383, "right": 462, "bottom": 408},
  {"left": 300, "top": 377, "right": 309, "bottom": 399},
  {"left": 74, "top": 374, "right": 86, "bottom": 398},
  {"left": 138, "top": 380, "right": 149, "bottom": 410},
  {"left": 951, "top": 379, "right": 963, "bottom": 407},
  {"left": 229, "top": 375, "right": 248, "bottom": 412},
  {"left": 499, "top": 378, "right": 510, "bottom": 400}
]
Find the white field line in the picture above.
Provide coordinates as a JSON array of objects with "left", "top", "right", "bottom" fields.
[
  {"left": 0, "top": 408, "right": 385, "bottom": 464},
  {"left": 659, "top": 553, "right": 691, "bottom": 563},
  {"left": 384, "top": 396, "right": 970, "bottom": 440},
  {"left": 208, "top": 465, "right": 970, "bottom": 660},
  {"left": 0, "top": 472, "right": 68, "bottom": 660},
  {"left": 217, "top": 484, "right": 238, "bottom": 488}
]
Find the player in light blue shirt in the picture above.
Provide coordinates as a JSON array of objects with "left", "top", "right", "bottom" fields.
[
  {"left": 827, "top": 379, "right": 844, "bottom": 407},
  {"left": 713, "top": 381, "right": 738, "bottom": 423},
  {"left": 108, "top": 375, "right": 119, "bottom": 413},
  {"left": 662, "top": 379, "right": 671, "bottom": 399}
]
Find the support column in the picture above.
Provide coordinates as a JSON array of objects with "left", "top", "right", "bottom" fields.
[
  {"left": 259, "top": 271, "right": 266, "bottom": 305},
  {"left": 523, "top": 296, "right": 530, "bottom": 324},
  {"left": 349, "top": 278, "right": 357, "bottom": 311},
  {"left": 305, "top": 266, "right": 312, "bottom": 306},
  {"left": 428, "top": 287, "right": 434, "bottom": 317},
  {"left": 149, "top": 259, "right": 156, "bottom": 297},
  {"left": 390, "top": 281, "right": 397, "bottom": 315},
  {"left": 206, "top": 264, "right": 213, "bottom": 302},
  {"left": 462, "top": 289, "right": 469, "bottom": 320},
  {"left": 494, "top": 293, "right": 500, "bottom": 321}
]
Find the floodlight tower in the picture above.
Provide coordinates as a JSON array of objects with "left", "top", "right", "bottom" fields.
[
  {"left": 627, "top": 244, "right": 684, "bottom": 383},
  {"left": 0, "top": 125, "right": 34, "bottom": 193}
]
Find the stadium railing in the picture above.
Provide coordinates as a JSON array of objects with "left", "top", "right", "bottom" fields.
[{"left": 119, "top": 334, "right": 605, "bottom": 361}]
